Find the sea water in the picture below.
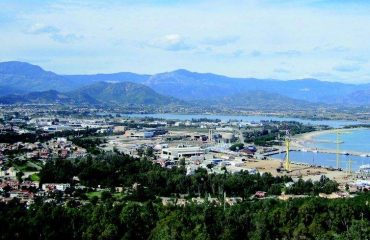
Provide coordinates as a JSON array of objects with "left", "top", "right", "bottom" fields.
[
  {"left": 272, "top": 128, "right": 370, "bottom": 171},
  {"left": 271, "top": 150, "right": 369, "bottom": 171},
  {"left": 308, "top": 128, "right": 370, "bottom": 153}
]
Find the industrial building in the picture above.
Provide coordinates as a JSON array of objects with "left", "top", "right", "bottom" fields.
[{"left": 161, "top": 146, "right": 205, "bottom": 160}]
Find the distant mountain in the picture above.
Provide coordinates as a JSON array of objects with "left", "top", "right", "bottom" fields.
[
  {"left": 142, "top": 70, "right": 363, "bottom": 103},
  {"left": 0, "top": 82, "right": 181, "bottom": 106},
  {"left": 2, "top": 61, "right": 370, "bottom": 106},
  {"left": 0, "top": 61, "right": 73, "bottom": 93},
  {"left": 340, "top": 90, "right": 370, "bottom": 106},
  {"left": 64, "top": 72, "right": 149, "bottom": 87},
  {"left": 67, "top": 69, "right": 369, "bottom": 104},
  {"left": 0, "top": 90, "right": 97, "bottom": 105},
  {"left": 71, "top": 81, "right": 182, "bottom": 105},
  {"left": 212, "top": 90, "right": 315, "bottom": 110}
]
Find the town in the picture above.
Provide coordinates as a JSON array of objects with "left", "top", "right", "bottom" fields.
[{"left": 1, "top": 104, "right": 369, "bottom": 209}]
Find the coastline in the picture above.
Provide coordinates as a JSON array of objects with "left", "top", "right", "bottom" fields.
[
  {"left": 292, "top": 127, "right": 370, "bottom": 156},
  {"left": 293, "top": 129, "right": 345, "bottom": 144}
]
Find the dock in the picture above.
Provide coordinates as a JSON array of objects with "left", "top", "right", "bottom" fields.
[{"left": 262, "top": 146, "right": 370, "bottom": 158}]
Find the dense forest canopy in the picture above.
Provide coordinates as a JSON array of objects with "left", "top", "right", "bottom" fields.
[{"left": 0, "top": 194, "right": 369, "bottom": 240}]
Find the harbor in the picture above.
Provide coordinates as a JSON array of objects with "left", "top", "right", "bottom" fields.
[{"left": 264, "top": 128, "right": 370, "bottom": 174}]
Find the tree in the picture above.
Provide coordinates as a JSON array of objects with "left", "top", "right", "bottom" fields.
[
  {"left": 91, "top": 196, "right": 99, "bottom": 205},
  {"left": 16, "top": 171, "right": 24, "bottom": 183},
  {"left": 146, "top": 147, "right": 154, "bottom": 157},
  {"left": 136, "top": 147, "right": 145, "bottom": 157},
  {"left": 229, "top": 143, "right": 244, "bottom": 151},
  {"left": 268, "top": 184, "right": 282, "bottom": 195},
  {"left": 343, "top": 219, "right": 370, "bottom": 239},
  {"left": 120, "top": 202, "right": 156, "bottom": 240},
  {"left": 101, "top": 191, "right": 112, "bottom": 201}
]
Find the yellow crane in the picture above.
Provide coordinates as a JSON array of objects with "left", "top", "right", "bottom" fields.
[
  {"left": 336, "top": 131, "right": 340, "bottom": 169},
  {"left": 335, "top": 129, "right": 351, "bottom": 169},
  {"left": 284, "top": 132, "right": 291, "bottom": 172}
]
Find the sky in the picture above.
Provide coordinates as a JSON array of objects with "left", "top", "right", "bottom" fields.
[{"left": 0, "top": 0, "right": 370, "bottom": 83}]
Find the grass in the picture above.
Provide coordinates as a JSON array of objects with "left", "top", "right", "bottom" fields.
[
  {"left": 13, "top": 160, "right": 43, "bottom": 172},
  {"left": 86, "top": 191, "right": 125, "bottom": 200},
  {"left": 86, "top": 191, "right": 102, "bottom": 199},
  {"left": 14, "top": 163, "right": 37, "bottom": 172},
  {"left": 30, "top": 173, "right": 40, "bottom": 182}
]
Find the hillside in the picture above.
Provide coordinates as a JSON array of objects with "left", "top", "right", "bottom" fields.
[
  {"left": 0, "top": 61, "right": 74, "bottom": 94},
  {"left": 212, "top": 90, "right": 316, "bottom": 110},
  {"left": 142, "top": 70, "right": 361, "bottom": 103},
  {"left": 64, "top": 72, "right": 149, "bottom": 87},
  {"left": 71, "top": 81, "right": 182, "bottom": 105},
  {"left": 2, "top": 61, "right": 370, "bottom": 106},
  {"left": 0, "top": 82, "right": 182, "bottom": 106},
  {"left": 0, "top": 90, "right": 98, "bottom": 105},
  {"left": 341, "top": 90, "right": 370, "bottom": 106}
]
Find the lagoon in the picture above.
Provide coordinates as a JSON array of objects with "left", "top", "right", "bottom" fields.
[{"left": 122, "top": 113, "right": 363, "bottom": 128}]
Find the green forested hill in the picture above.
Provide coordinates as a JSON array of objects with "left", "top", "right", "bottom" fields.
[
  {"left": 71, "top": 81, "right": 182, "bottom": 105},
  {"left": 0, "top": 82, "right": 182, "bottom": 106}
]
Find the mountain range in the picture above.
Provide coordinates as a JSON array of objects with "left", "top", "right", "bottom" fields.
[
  {"left": 1, "top": 61, "right": 370, "bottom": 107},
  {"left": 0, "top": 81, "right": 181, "bottom": 106}
]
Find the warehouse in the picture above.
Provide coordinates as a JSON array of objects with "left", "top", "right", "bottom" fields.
[{"left": 161, "top": 146, "right": 205, "bottom": 160}]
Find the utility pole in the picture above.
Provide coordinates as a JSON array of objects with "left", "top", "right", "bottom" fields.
[
  {"left": 336, "top": 130, "right": 341, "bottom": 169},
  {"left": 347, "top": 158, "right": 354, "bottom": 176},
  {"left": 335, "top": 130, "right": 349, "bottom": 169}
]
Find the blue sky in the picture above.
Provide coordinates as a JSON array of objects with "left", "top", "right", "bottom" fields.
[{"left": 1, "top": 0, "right": 370, "bottom": 83}]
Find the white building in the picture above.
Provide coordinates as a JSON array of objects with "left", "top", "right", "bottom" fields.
[
  {"left": 42, "top": 183, "right": 71, "bottom": 192},
  {"left": 161, "top": 146, "right": 205, "bottom": 160}
]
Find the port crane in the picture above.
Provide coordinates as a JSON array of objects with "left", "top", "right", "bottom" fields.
[
  {"left": 346, "top": 158, "right": 355, "bottom": 176},
  {"left": 335, "top": 129, "right": 350, "bottom": 169},
  {"left": 284, "top": 130, "right": 291, "bottom": 172}
]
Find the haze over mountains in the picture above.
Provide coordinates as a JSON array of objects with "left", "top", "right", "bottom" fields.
[{"left": 1, "top": 61, "right": 370, "bottom": 107}]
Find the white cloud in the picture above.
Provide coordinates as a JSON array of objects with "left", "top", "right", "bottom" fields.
[
  {"left": 333, "top": 64, "right": 361, "bottom": 72},
  {"left": 25, "top": 23, "right": 82, "bottom": 44},
  {"left": 148, "top": 34, "right": 193, "bottom": 51},
  {"left": 0, "top": 0, "right": 370, "bottom": 82},
  {"left": 51, "top": 33, "right": 83, "bottom": 43},
  {"left": 26, "top": 23, "right": 60, "bottom": 34}
]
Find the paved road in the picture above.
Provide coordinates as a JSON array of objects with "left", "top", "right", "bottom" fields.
[{"left": 236, "top": 128, "right": 245, "bottom": 144}]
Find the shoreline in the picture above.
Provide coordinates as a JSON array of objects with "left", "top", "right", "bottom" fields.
[
  {"left": 121, "top": 113, "right": 366, "bottom": 125},
  {"left": 292, "top": 128, "right": 370, "bottom": 156}
]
